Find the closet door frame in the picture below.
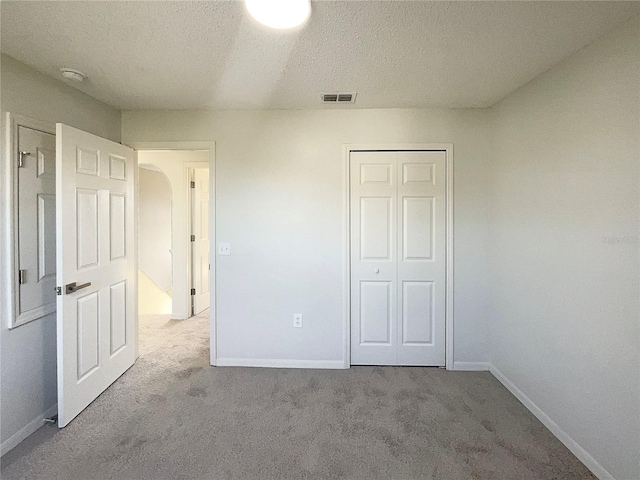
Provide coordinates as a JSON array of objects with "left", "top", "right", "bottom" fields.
[{"left": 342, "top": 144, "right": 454, "bottom": 370}]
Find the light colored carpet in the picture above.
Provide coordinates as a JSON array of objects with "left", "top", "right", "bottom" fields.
[{"left": 1, "top": 310, "right": 594, "bottom": 480}]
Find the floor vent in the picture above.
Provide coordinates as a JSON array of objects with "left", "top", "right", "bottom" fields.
[{"left": 321, "top": 92, "right": 356, "bottom": 104}]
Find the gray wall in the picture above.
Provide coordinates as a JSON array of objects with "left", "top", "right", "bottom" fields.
[
  {"left": 488, "top": 15, "right": 639, "bottom": 479},
  {"left": 0, "top": 54, "right": 121, "bottom": 446},
  {"left": 122, "top": 108, "right": 493, "bottom": 366}
]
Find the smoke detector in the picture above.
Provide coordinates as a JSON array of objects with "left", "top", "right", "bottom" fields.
[
  {"left": 60, "top": 68, "right": 86, "bottom": 82},
  {"left": 321, "top": 92, "right": 356, "bottom": 104}
]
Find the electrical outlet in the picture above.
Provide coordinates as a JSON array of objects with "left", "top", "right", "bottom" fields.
[{"left": 293, "top": 314, "right": 303, "bottom": 328}]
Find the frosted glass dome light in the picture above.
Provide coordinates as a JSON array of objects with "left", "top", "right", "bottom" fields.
[{"left": 245, "top": 0, "right": 311, "bottom": 29}]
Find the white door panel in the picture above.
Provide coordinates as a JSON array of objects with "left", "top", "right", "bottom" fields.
[
  {"left": 56, "top": 124, "right": 136, "bottom": 427},
  {"left": 17, "top": 126, "right": 57, "bottom": 322},
  {"left": 350, "top": 152, "right": 397, "bottom": 365},
  {"left": 193, "top": 168, "right": 210, "bottom": 314},
  {"left": 351, "top": 151, "right": 446, "bottom": 366},
  {"left": 397, "top": 151, "right": 445, "bottom": 365}
]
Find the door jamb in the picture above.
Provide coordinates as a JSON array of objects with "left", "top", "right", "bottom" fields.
[
  {"left": 126, "top": 141, "right": 217, "bottom": 366},
  {"left": 342, "top": 143, "right": 454, "bottom": 370}
]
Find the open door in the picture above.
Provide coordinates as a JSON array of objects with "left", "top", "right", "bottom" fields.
[
  {"left": 192, "top": 167, "right": 210, "bottom": 315},
  {"left": 56, "top": 124, "right": 136, "bottom": 427}
]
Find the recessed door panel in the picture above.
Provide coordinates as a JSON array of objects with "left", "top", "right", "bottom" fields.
[
  {"left": 110, "top": 281, "right": 127, "bottom": 354},
  {"left": 38, "top": 193, "right": 56, "bottom": 280},
  {"left": 403, "top": 163, "right": 434, "bottom": 186},
  {"left": 76, "top": 189, "right": 98, "bottom": 269},
  {"left": 403, "top": 197, "right": 434, "bottom": 261},
  {"left": 77, "top": 292, "right": 99, "bottom": 380},
  {"left": 360, "top": 281, "right": 392, "bottom": 345},
  {"left": 360, "top": 197, "right": 391, "bottom": 260},
  {"left": 360, "top": 163, "right": 392, "bottom": 185},
  {"left": 110, "top": 193, "right": 126, "bottom": 261},
  {"left": 37, "top": 148, "right": 55, "bottom": 178},
  {"left": 402, "top": 281, "right": 433, "bottom": 345},
  {"left": 109, "top": 155, "right": 127, "bottom": 181},
  {"left": 76, "top": 147, "right": 99, "bottom": 176}
]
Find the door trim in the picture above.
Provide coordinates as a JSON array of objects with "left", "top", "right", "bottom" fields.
[
  {"left": 342, "top": 144, "right": 454, "bottom": 370},
  {"left": 126, "top": 141, "right": 217, "bottom": 366}
]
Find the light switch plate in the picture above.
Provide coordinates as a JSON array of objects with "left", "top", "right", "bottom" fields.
[{"left": 218, "top": 243, "right": 230, "bottom": 255}]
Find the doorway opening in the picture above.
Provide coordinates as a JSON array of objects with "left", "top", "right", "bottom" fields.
[{"left": 134, "top": 147, "right": 215, "bottom": 366}]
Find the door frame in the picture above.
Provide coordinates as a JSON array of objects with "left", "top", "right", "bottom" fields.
[
  {"left": 126, "top": 141, "right": 217, "bottom": 366},
  {"left": 342, "top": 143, "right": 454, "bottom": 370}
]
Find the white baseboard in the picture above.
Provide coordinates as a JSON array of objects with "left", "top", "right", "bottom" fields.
[
  {"left": 216, "top": 358, "right": 347, "bottom": 369},
  {"left": 1, "top": 404, "right": 57, "bottom": 457},
  {"left": 453, "top": 361, "right": 490, "bottom": 371},
  {"left": 488, "top": 364, "right": 613, "bottom": 480}
]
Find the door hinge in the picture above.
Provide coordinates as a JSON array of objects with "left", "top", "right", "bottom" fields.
[
  {"left": 190, "top": 181, "right": 195, "bottom": 188},
  {"left": 56, "top": 286, "right": 62, "bottom": 296},
  {"left": 18, "top": 269, "right": 26, "bottom": 285},
  {"left": 190, "top": 235, "right": 195, "bottom": 242},
  {"left": 191, "top": 288, "right": 196, "bottom": 295},
  {"left": 18, "top": 151, "right": 30, "bottom": 168}
]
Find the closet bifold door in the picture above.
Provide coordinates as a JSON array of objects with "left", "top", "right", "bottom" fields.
[
  {"left": 350, "top": 150, "right": 446, "bottom": 366},
  {"left": 396, "top": 151, "right": 446, "bottom": 366},
  {"left": 350, "top": 151, "right": 397, "bottom": 365}
]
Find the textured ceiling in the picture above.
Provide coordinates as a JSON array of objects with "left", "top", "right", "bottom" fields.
[{"left": 2, "top": 1, "right": 638, "bottom": 110}]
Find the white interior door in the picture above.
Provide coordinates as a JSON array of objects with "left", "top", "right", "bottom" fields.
[
  {"left": 17, "top": 126, "right": 57, "bottom": 325},
  {"left": 350, "top": 152, "right": 398, "bottom": 365},
  {"left": 350, "top": 150, "right": 446, "bottom": 366},
  {"left": 192, "top": 168, "right": 210, "bottom": 314},
  {"left": 56, "top": 124, "right": 136, "bottom": 427}
]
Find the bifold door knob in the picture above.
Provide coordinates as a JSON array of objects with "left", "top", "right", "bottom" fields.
[{"left": 374, "top": 268, "right": 380, "bottom": 274}]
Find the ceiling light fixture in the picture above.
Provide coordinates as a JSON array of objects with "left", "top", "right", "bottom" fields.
[
  {"left": 245, "top": 0, "right": 311, "bottom": 29},
  {"left": 60, "top": 68, "right": 86, "bottom": 82}
]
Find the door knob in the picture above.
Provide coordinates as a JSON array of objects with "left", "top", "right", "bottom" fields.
[
  {"left": 65, "top": 282, "right": 92, "bottom": 294},
  {"left": 374, "top": 268, "right": 380, "bottom": 274}
]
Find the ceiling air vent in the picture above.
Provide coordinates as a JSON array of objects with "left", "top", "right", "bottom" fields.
[{"left": 321, "top": 92, "right": 356, "bottom": 104}]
